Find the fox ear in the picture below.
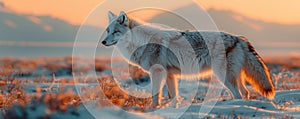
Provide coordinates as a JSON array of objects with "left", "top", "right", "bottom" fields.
[
  {"left": 117, "top": 11, "right": 129, "bottom": 26},
  {"left": 108, "top": 11, "right": 117, "bottom": 22}
]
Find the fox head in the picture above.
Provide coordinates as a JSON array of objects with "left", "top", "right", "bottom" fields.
[{"left": 102, "top": 11, "right": 131, "bottom": 46}]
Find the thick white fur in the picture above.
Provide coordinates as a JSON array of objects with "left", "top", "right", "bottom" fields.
[{"left": 103, "top": 11, "right": 275, "bottom": 107}]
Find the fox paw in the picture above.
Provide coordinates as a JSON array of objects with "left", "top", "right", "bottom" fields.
[{"left": 164, "top": 96, "right": 184, "bottom": 108}]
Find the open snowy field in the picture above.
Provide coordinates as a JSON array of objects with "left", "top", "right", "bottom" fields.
[{"left": 0, "top": 57, "right": 299, "bottom": 119}]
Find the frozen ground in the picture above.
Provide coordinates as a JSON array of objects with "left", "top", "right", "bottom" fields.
[
  {"left": 0, "top": 57, "right": 299, "bottom": 119},
  {"left": 3, "top": 80, "right": 300, "bottom": 119}
]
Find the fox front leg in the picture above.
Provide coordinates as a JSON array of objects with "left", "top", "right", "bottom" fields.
[{"left": 149, "top": 64, "right": 167, "bottom": 108}]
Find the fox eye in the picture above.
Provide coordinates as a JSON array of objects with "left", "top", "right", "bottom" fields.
[{"left": 113, "top": 30, "right": 120, "bottom": 33}]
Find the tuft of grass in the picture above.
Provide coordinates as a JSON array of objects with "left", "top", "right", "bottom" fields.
[
  {"left": 0, "top": 69, "right": 31, "bottom": 109},
  {"left": 79, "top": 74, "right": 152, "bottom": 111}
]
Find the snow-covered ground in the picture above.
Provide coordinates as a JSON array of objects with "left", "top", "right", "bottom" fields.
[
  {"left": 1, "top": 57, "right": 300, "bottom": 119},
  {"left": 4, "top": 80, "right": 300, "bottom": 119}
]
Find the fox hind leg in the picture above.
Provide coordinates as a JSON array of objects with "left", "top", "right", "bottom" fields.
[
  {"left": 225, "top": 57, "right": 245, "bottom": 99},
  {"left": 224, "top": 77, "right": 242, "bottom": 99},
  {"left": 165, "top": 74, "right": 182, "bottom": 108},
  {"left": 238, "top": 72, "right": 250, "bottom": 99},
  {"left": 166, "top": 74, "right": 178, "bottom": 99},
  {"left": 149, "top": 65, "right": 167, "bottom": 107}
]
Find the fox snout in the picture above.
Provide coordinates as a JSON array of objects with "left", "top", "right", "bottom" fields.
[
  {"left": 101, "top": 36, "right": 117, "bottom": 46},
  {"left": 101, "top": 39, "right": 113, "bottom": 46},
  {"left": 101, "top": 40, "right": 107, "bottom": 45}
]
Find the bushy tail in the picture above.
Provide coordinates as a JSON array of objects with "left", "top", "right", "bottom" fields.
[{"left": 240, "top": 36, "right": 275, "bottom": 100}]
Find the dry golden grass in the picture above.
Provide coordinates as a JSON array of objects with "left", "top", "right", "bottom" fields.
[
  {"left": 0, "top": 69, "right": 31, "bottom": 109},
  {"left": 0, "top": 56, "right": 299, "bottom": 118},
  {"left": 40, "top": 88, "right": 81, "bottom": 112},
  {"left": 0, "top": 58, "right": 146, "bottom": 114},
  {"left": 0, "top": 57, "right": 111, "bottom": 79},
  {"left": 79, "top": 74, "right": 152, "bottom": 111},
  {"left": 0, "top": 68, "right": 82, "bottom": 118}
]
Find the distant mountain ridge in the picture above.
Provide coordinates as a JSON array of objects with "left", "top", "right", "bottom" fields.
[
  {"left": 0, "top": 2, "right": 102, "bottom": 57},
  {"left": 149, "top": 4, "right": 300, "bottom": 57},
  {"left": 0, "top": 3, "right": 299, "bottom": 57},
  {"left": 0, "top": 10, "right": 78, "bottom": 42},
  {"left": 150, "top": 4, "right": 300, "bottom": 43},
  {"left": 0, "top": 2, "right": 103, "bottom": 43}
]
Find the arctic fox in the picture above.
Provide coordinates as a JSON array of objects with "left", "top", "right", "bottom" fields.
[{"left": 101, "top": 11, "right": 275, "bottom": 107}]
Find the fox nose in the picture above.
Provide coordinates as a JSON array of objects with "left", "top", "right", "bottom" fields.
[{"left": 102, "top": 41, "right": 107, "bottom": 45}]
